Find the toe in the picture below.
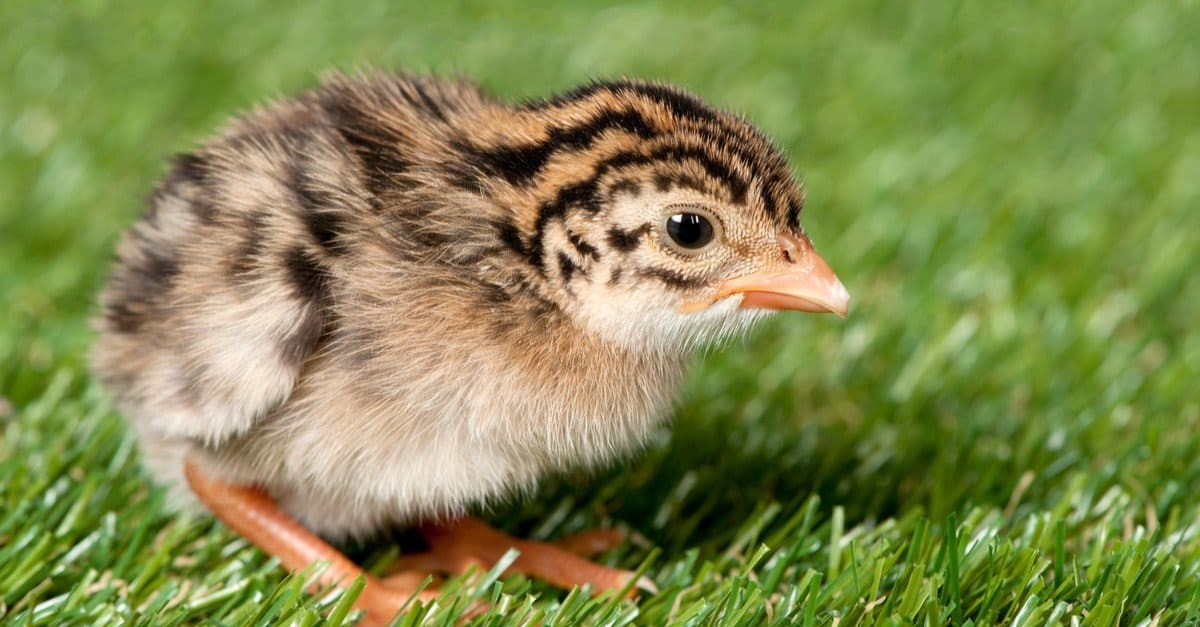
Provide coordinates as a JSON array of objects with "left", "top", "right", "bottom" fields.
[{"left": 411, "top": 517, "right": 655, "bottom": 596}]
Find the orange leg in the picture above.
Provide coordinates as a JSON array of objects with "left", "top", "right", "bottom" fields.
[
  {"left": 388, "top": 518, "right": 655, "bottom": 595},
  {"left": 183, "top": 459, "right": 433, "bottom": 627}
]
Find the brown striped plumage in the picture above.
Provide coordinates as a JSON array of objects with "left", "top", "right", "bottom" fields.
[{"left": 93, "top": 71, "right": 846, "bottom": 618}]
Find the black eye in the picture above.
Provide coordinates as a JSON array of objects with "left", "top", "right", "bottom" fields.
[{"left": 666, "top": 212, "right": 715, "bottom": 250}]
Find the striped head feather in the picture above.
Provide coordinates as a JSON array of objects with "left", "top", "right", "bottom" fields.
[{"left": 315, "top": 73, "right": 846, "bottom": 353}]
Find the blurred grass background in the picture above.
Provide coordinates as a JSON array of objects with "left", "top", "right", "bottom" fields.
[{"left": 2, "top": 1, "right": 1199, "bottom": 624}]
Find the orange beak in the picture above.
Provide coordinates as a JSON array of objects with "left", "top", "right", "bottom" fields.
[{"left": 680, "top": 233, "right": 850, "bottom": 317}]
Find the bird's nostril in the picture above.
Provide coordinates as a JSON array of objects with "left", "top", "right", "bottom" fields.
[{"left": 777, "top": 233, "right": 801, "bottom": 264}]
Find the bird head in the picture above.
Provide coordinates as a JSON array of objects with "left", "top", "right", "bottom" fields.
[
  {"left": 557, "top": 179, "right": 848, "bottom": 353},
  {"left": 461, "top": 80, "right": 848, "bottom": 353},
  {"left": 344, "top": 76, "right": 851, "bottom": 355}
]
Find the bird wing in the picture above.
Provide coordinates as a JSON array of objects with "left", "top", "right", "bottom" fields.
[{"left": 94, "top": 105, "right": 359, "bottom": 444}]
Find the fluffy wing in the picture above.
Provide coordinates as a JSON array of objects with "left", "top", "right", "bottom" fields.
[
  {"left": 93, "top": 99, "right": 363, "bottom": 444},
  {"left": 93, "top": 72, "right": 497, "bottom": 444}
]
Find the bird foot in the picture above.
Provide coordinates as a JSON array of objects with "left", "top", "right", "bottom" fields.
[
  {"left": 386, "top": 517, "right": 655, "bottom": 596},
  {"left": 183, "top": 458, "right": 441, "bottom": 626},
  {"left": 183, "top": 458, "right": 651, "bottom": 627}
]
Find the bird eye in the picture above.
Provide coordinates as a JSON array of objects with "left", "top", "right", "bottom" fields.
[{"left": 665, "top": 212, "right": 716, "bottom": 251}]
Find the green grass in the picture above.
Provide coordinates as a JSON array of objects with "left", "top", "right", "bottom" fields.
[{"left": 3, "top": 1, "right": 1199, "bottom": 624}]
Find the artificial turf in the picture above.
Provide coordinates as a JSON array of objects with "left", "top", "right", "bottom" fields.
[{"left": 2, "top": 1, "right": 1199, "bottom": 624}]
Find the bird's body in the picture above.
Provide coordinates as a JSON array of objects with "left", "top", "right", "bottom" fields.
[{"left": 94, "top": 72, "right": 848, "bottom": 621}]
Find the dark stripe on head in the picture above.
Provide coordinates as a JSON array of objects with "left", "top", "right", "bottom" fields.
[
  {"left": 461, "top": 108, "right": 658, "bottom": 186},
  {"left": 524, "top": 141, "right": 744, "bottom": 270},
  {"left": 525, "top": 81, "right": 755, "bottom": 195},
  {"left": 614, "top": 81, "right": 802, "bottom": 223},
  {"left": 605, "top": 177, "right": 641, "bottom": 199},
  {"left": 557, "top": 251, "right": 578, "bottom": 283},
  {"left": 509, "top": 80, "right": 806, "bottom": 269},
  {"left": 600, "top": 144, "right": 748, "bottom": 203},
  {"left": 566, "top": 231, "right": 599, "bottom": 260},
  {"left": 652, "top": 171, "right": 707, "bottom": 195},
  {"left": 529, "top": 180, "right": 601, "bottom": 269},
  {"left": 611, "top": 81, "right": 720, "bottom": 126},
  {"left": 533, "top": 79, "right": 801, "bottom": 222},
  {"left": 638, "top": 267, "right": 707, "bottom": 290},
  {"left": 608, "top": 226, "right": 647, "bottom": 252},
  {"left": 785, "top": 199, "right": 803, "bottom": 229},
  {"left": 526, "top": 79, "right": 719, "bottom": 126},
  {"left": 610, "top": 81, "right": 772, "bottom": 191},
  {"left": 614, "top": 82, "right": 785, "bottom": 182}
]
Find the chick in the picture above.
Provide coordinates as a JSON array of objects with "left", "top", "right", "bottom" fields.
[{"left": 93, "top": 71, "right": 850, "bottom": 624}]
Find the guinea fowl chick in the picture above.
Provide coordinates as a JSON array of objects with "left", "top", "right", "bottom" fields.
[{"left": 93, "top": 72, "right": 850, "bottom": 624}]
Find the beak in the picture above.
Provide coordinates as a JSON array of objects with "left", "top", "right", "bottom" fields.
[{"left": 710, "top": 233, "right": 850, "bottom": 317}]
